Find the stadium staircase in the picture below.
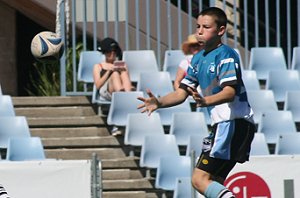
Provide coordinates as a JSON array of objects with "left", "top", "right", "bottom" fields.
[{"left": 12, "top": 96, "right": 168, "bottom": 198}]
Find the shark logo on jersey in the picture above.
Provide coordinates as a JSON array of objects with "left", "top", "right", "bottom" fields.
[{"left": 208, "top": 63, "right": 215, "bottom": 73}]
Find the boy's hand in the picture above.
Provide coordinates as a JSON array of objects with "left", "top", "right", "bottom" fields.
[
  {"left": 187, "top": 86, "right": 207, "bottom": 107},
  {"left": 137, "top": 89, "right": 160, "bottom": 115}
]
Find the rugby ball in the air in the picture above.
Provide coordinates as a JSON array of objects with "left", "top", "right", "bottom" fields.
[{"left": 31, "top": 31, "right": 64, "bottom": 62}]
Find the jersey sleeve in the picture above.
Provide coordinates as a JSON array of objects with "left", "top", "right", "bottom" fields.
[{"left": 217, "top": 51, "right": 240, "bottom": 88}]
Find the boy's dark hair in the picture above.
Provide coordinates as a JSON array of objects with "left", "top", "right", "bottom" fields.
[{"left": 199, "top": 7, "right": 227, "bottom": 28}]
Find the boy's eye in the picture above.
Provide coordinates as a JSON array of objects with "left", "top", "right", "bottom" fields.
[{"left": 196, "top": 24, "right": 200, "bottom": 29}]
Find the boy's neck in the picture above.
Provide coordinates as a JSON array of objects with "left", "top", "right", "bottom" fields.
[{"left": 204, "top": 42, "right": 223, "bottom": 54}]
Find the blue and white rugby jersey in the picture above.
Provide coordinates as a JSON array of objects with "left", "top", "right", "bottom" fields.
[{"left": 181, "top": 44, "right": 254, "bottom": 125}]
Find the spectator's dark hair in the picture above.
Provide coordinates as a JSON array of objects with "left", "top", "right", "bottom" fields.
[
  {"left": 198, "top": 7, "right": 227, "bottom": 28},
  {"left": 97, "top": 37, "right": 122, "bottom": 60}
]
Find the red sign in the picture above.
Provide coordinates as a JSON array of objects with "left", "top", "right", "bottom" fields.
[{"left": 224, "top": 172, "right": 271, "bottom": 198}]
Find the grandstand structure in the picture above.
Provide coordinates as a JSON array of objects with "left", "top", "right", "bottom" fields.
[{"left": 1, "top": 0, "right": 300, "bottom": 197}]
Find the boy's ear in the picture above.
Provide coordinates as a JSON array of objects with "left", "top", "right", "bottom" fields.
[{"left": 218, "top": 26, "right": 226, "bottom": 36}]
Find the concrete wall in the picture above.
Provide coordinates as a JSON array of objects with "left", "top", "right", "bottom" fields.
[{"left": 0, "top": 1, "right": 17, "bottom": 95}]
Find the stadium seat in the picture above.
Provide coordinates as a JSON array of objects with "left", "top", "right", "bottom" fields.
[
  {"left": 139, "top": 134, "right": 180, "bottom": 168},
  {"left": 242, "top": 70, "right": 260, "bottom": 91},
  {"left": 122, "top": 50, "right": 159, "bottom": 82},
  {"left": 250, "top": 133, "right": 270, "bottom": 156},
  {"left": 169, "top": 112, "right": 209, "bottom": 146},
  {"left": 91, "top": 84, "right": 111, "bottom": 105},
  {"left": 136, "top": 71, "right": 174, "bottom": 97},
  {"left": 185, "top": 134, "right": 208, "bottom": 157},
  {"left": 6, "top": 137, "right": 46, "bottom": 161},
  {"left": 107, "top": 91, "right": 144, "bottom": 126},
  {"left": 248, "top": 47, "right": 287, "bottom": 80},
  {"left": 155, "top": 155, "right": 192, "bottom": 191},
  {"left": 77, "top": 51, "right": 105, "bottom": 83},
  {"left": 284, "top": 91, "right": 300, "bottom": 123},
  {"left": 0, "top": 116, "right": 31, "bottom": 149},
  {"left": 0, "top": 95, "right": 16, "bottom": 117},
  {"left": 124, "top": 113, "right": 165, "bottom": 146},
  {"left": 291, "top": 47, "right": 300, "bottom": 72},
  {"left": 157, "top": 99, "right": 191, "bottom": 126},
  {"left": 173, "top": 177, "right": 192, "bottom": 198},
  {"left": 257, "top": 110, "right": 297, "bottom": 144},
  {"left": 162, "top": 50, "right": 186, "bottom": 81},
  {"left": 247, "top": 90, "right": 278, "bottom": 124},
  {"left": 266, "top": 70, "right": 300, "bottom": 103},
  {"left": 275, "top": 133, "right": 300, "bottom": 155},
  {"left": 196, "top": 107, "right": 211, "bottom": 125}
]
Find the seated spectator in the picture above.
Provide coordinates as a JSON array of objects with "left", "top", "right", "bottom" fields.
[
  {"left": 93, "top": 37, "right": 134, "bottom": 101},
  {"left": 174, "top": 34, "right": 203, "bottom": 89}
]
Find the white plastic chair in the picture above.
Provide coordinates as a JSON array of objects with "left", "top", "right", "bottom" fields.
[
  {"left": 124, "top": 113, "right": 165, "bottom": 146},
  {"left": 139, "top": 134, "right": 180, "bottom": 168},
  {"left": 136, "top": 71, "right": 174, "bottom": 97},
  {"left": 107, "top": 91, "right": 144, "bottom": 126},
  {"left": 266, "top": 70, "right": 300, "bottom": 103},
  {"left": 169, "top": 112, "right": 209, "bottom": 146},
  {"left": 91, "top": 84, "right": 111, "bottom": 105},
  {"left": 242, "top": 70, "right": 260, "bottom": 91},
  {"left": 162, "top": 50, "right": 186, "bottom": 81},
  {"left": 250, "top": 133, "right": 270, "bottom": 156},
  {"left": 77, "top": 51, "right": 105, "bottom": 83},
  {"left": 275, "top": 133, "right": 300, "bottom": 155},
  {"left": 6, "top": 137, "right": 46, "bottom": 161},
  {"left": 173, "top": 177, "right": 192, "bottom": 198},
  {"left": 0, "top": 95, "right": 16, "bottom": 117},
  {"left": 185, "top": 134, "right": 208, "bottom": 157},
  {"left": 155, "top": 155, "right": 191, "bottom": 191},
  {"left": 247, "top": 90, "right": 278, "bottom": 124},
  {"left": 249, "top": 47, "right": 287, "bottom": 80},
  {"left": 157, "top": 100, "right": 191, "bottom": 126},
  {"left": 0, "top": 116, "right": 31, "bottom": 149},
  {"left": 291, "top": 47, "right": 300, "bottom": 72},
  {"left": 122, "top": 50, "right": 159, "bottom": 82},
  {"left": 284, "top": 91, "right": 300, "bottom": 123},
  {"left": 257, "top": 110, "right": 297, "bottom": 144}
]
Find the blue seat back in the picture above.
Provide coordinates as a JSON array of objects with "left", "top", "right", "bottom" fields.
[
  {"left": 124, "top": 113, "right": 165, "bottom": 146},
  {"left": 122, "top": 50, "right": 159, "bottom": 82},
  {"left": 0, "top": 116, "right": 31, "bottom": 148},
  {"left": 0, "top": 95, "right": 15, "bottom": 117},
  {"left": 140, "top": 134, "right": 180, "bottom": 168},
  {"left": 77, "top": 51, "right": 105, "bottom": 83},
  {"left": 249, "top": 47, "right": 287, "bottom": 80},
  {"left": 107, "top": 91, "right": 144, "bottom": 126},
  {"left": 6, "top": 137, "right": 45, "bottom": 161}
]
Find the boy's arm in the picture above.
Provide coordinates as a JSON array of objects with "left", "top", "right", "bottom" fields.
[
  {"left": 137, "top": 88, "right": 189, "bottom": 115},
  {"left": 188, "top": 85, "right": 236, "bottom": 107}
]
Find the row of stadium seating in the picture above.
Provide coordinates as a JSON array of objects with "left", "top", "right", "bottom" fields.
[{"left": 0, "top": 94, "right": 45, "bottom": 161}]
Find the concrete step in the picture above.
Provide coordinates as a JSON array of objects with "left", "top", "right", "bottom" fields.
[
  {"left": 12, "top": 96, "right": 91, "bottom": 107},
  {"left": 103, "top": 178, "right": 154, "bottom": 190},
  {"left": 42, "top": 136, "right": 120, "bottom": 148},
  {"left": 103, "top": 169, "right": 144, "bottom": 180},
  {"left": 101, "top": 157, "right": 140, "bottom": 169},
  {"left": 27, "top": 116, "right": 105, "bottom": 127},
  {"left": 45, "top": 148, "right": 127, "bottom": 160},
  {"left": 30, "top": 127, "right": 110, "bottom": 138},
  {"left": 15, "top": 106, "right": 96, "bottom": 117},
  {"left": 102, "top": 191, "right": 147, "bottom": 198}
]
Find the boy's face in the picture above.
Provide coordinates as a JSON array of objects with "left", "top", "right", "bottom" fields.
[{"left": 196, "top": 14, "right": 225, "bottom": 49}]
